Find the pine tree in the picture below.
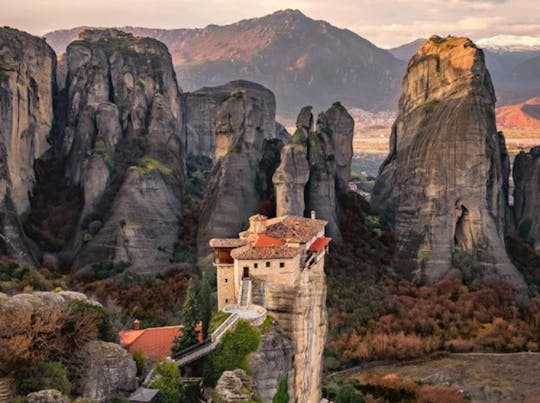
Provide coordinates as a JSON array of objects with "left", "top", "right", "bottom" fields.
[{"left": 172, "top": 282, "right": 200, "bottom": 353}]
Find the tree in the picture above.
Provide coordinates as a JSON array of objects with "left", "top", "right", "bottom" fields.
[
  {"left": 173, "top": 282, "right": 200, "bottom": 353},
  {"left": 149, "top": 359, "right": 183, "bottom": 403},
  {"left": 198, "top": 276, "right": 213, "bottom": 338}
]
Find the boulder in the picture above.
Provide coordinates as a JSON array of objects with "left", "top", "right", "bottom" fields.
[
  {"left": 26, "top": 389, "right": 69, "bottom": 403},
  {"left": 76, "top": 341, "right": 137, "bottom": 401},
  {"left": 215, "top": 369, "right": 254, "bottom": 402}
]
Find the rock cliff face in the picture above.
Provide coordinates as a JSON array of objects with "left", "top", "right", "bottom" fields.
[
  {"left": 197, "top": 82, "right": 278, "bottom": 254},
  {"left": 513, "top": 146, "right": 540, "bottom": 252},
  {"left": 249, "top": 324, "right": 295, "bottom": 402},
  {"left": 251, "top": 261, "right": 327, "bottom": 403},
  {"left": 60, "top": 29, "right": 185, "bottom": 272},
  {"left": 273, "top": 104, "right": 354, "bottom": 239},
  {"left": 0, "top": 28, "right": 56, "bottom": 261},
  {"left": 372, "top": 36, "right": 525, "bottom": 290}
]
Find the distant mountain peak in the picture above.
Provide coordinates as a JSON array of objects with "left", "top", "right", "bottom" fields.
[{"left": 477, "top": 35, "right": 540, "bottom": 52}]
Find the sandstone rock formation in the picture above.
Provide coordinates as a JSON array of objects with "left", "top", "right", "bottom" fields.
[
  {"left": 513, "top": 146, "right": 540, "bottom": 252},
  {"left": 60, "top": 29, "right": 185, "bottom": 272},
  {"left": 197, "top": 82, "right": 279, "bottom": 254},
  {"left": 0, "top": 28, "right": 56, "bottom": 261},
  {"left": 251, "top": 260, "right": 327, "bottom": 402},
  {"left": 76, "top": 340, "right": 137, "bottom": 401},
  {"left": 272, "top": 141, "right": 310, "bottom": 217},
  {"left": 249, "top": 324, "right": 295, "bottom": 402},
  {"left": 273, "top": 103, "right": 354, "bottom": 239},
  {"left": 215, "top": 369, "right": 255, "bottom": 402},
  {"left": 371, "top": 36, "right": 525, "bottom": 290}
]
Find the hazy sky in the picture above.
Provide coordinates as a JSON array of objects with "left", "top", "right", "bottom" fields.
[{"left": 3, "top": 0, "right": 540, "bottom": 47}]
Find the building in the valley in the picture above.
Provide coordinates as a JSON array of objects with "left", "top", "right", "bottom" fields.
[
  {"left": 119, "top": 320, "right": 202, "bottom": 361},
  {"left": 210, "top": 212, "right": 331, "bottom": 310}
]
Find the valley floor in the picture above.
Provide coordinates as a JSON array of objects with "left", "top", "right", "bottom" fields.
[{"left": 338, "top": 352, "right": 540, "bottom": 402}]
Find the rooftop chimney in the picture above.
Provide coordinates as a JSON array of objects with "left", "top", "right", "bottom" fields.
[
  {"left": 311, "top": 210, "right": 316, "bottom": 220},
  {"left": 249, "top": 214, "right": 268, "bottom": 234},
  {"left": 134, "top": 319, "right": 140, "bottom": 330}
]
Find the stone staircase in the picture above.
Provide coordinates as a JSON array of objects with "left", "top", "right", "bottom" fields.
[
  {"left": 0, "top": 378, "right": 13, "bottom": 403},
  {"left": 239, "top": 278, "right": 252, "bottom": 307}
]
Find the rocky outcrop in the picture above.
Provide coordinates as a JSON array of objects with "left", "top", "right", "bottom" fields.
[
  {"left": 0, "top": 28, "right": 56, "bottom": 261},
  {"left": 0, "top": 291, "right": 101, "bottom": 362},
  {"left": 215, "top": 369, "right": 255, "bottom": 402},
  {"left": 60, "top": 29, "right": 185, "bottom": 272},
  {"left": 76, "top": 341, "right": 137, "bottom": 401},
  {"left": 249, "top": 324, "right": 295, "bottom": 402},
  {"left": 272, "top": 142, "right": 310, "bottom": 217},
  {"left": 371, "top": 36, "right": 525, "bottom": 290},
  {"left": 197, "top": 82, "right": 278, "bottom": 254},
  {"left": 513, "top": 146, "right": 540, "bottom": 252},
  {"left": 251, "top": 259, "right": 327, "bottom": 403},
  {"left": 273, "top": 103, "right": 354, "bottom": 239},
  {"left": 26, "top": 389, "right": 69, "bottom": 403}
]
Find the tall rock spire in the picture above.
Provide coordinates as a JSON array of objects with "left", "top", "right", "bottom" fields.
[{"left": 372, "top": 36, "right": 525, "bottom": 290}]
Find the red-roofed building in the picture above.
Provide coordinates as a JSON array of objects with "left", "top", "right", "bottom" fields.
[
  {"left": 253, "top": 234, "right": 286, "bottom": 247},
  {"left": 119, "top": 322, "right": 202, "bottom": 361},
  {"left": 309, "top": 237, "right": 332, "bottom": 253},
  {"left": 210, "top": 212, "right": 331, "bottom": 310}
]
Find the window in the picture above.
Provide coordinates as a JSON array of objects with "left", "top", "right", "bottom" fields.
[
  {"left": 279, "top": 262, "right": 285, "bottom": 268},
  {"left": 266, "top": 261, "right": 271, "bottom": 268},
  {"left": 225, "top": 278, "right": 228, "bottom": 283},
  {"left": 225, "top": 299, "right": 229, "bottom": 303},
  {"left": 254, "top": 263, "right": 258, "bottom": 268}
]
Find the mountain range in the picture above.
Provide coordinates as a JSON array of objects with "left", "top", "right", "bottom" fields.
[{"left": 44, "top": 10, "right": 405, "bottom": 119}]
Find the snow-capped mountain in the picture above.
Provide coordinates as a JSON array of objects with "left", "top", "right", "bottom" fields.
[{"left": 477, "top": 35, "right": 540, "bottom": 53}]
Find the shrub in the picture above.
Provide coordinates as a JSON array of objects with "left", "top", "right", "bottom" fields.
[
  {"left": 12, "top": 360, "right": 71, "bottom": 396},
  {"left": 259, "top": 315, "right": 276, "bottom": 334},
  {"left": 150, "top": 359, "right": 184, "bottom": 403},
  {"left": 132, "top": 350, "right": 147, "bottom": 376},
  {"left": 424, "top": 99, "right": 440, "bottom": 113},
  {"left": 273, "top": 379, "right": 289, "bottom": 403},
  {"left": 336, "top": 383, "right": 365, "bottom": 403},
  {"left": 291, "top": 128, "right": 306, "bottom": 145},
  {"left": 203, "top": 320, "right": 261, "bottom": 386},
  {"left": 136, "top": 156, "right": 173, "bottom": 176}
]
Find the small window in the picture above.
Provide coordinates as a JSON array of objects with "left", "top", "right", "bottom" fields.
[
  {"left": 225, "top": 278, "right": 228, "bottom": 283},
  {"left": 279, "top": 262, "right": 285, "bottom": 268},
  {"left": 225, "top": 299, "right": 229, "bottom": 303},
  {"left": 266, "top": 261, "right": 271, "bottom": 268},
  {"left": 254, "top": 263, "right": 258, "bottom": 268}
]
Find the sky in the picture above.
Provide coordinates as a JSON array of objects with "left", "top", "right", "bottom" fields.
[{"left": 3, "top": 0, "right": 540, "bottom": 48}]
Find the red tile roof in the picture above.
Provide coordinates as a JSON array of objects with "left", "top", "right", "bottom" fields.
[
  {"left": 254, "top": 234, "right": 286, "bottom": 247},
  {"left": 265, "top": 216, "right": 327, "bottom": 243},
  {"left": 309, "top": 237, "right": 332, "bottom": 252},
  {"left": 230, "top": 245, "right": 301, "bottom": 260},
  {"left": 119, "top": 326, "right": 181, "bottom": 361},
  {"left": 209, "top": 238, "right": 247, "bottom": 248}
]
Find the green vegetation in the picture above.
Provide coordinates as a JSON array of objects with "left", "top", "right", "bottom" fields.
[
  {"left": 259, "top": 315, "right": 276, "bottom": 334},
  {"left": 11, "top": 360, "right": 71, "bottom": 396},
  {"left": 104, "top": 153, "right": 115, "bottom": 172},
  {"left": 173, "top": 283, "right": 202, "bottom": 352},
  {"left": 135, "top": 156, "right": 173, "bottom": 176},
  {"left": 291, "top": 128, "right": 306, "bottom": 145},
  {"left": 208, "top": 311, "right": 232, "bottom": 335},
  {"left": 132, "top": 350, "right": 147, "bottom": 376},
  {"left": 203, "top": 320, "right": 261, "bottom": 386},
  {"left": 170, "top": 243, "right": 197, "bottom": 264},
  {"left": 94, "top": 139, "right": 106, "bottom": 155},
  {"left": 272, "top": 380, "right": 289, "bottom": 403},
  {"left": 332, "top": 101, "right": 346, "bottom": 111},
  {"left": 424, "top": 99, "right": 440, "bottom": 113},
  {"left": 150, "top": 360, "right": 184, "bottom": 403},
  {"left": 90, "top": 261, "right": 130, "bottom": 281}
]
